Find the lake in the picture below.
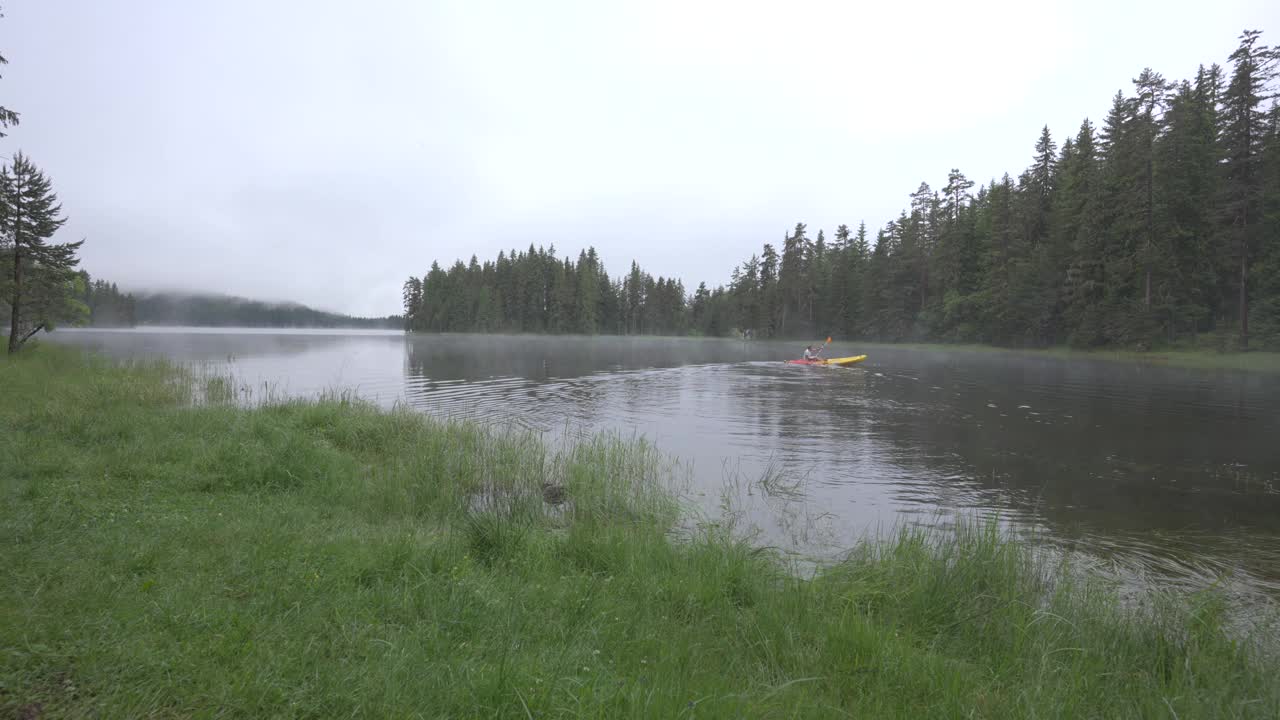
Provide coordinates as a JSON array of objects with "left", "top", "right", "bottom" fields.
[{"left": 47, "top": 327, "right": 1280, "bottom": 601}]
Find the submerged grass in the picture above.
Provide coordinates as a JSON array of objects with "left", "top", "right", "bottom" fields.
[{"left": 1, "top": 346, "right": 1276, "bottom": 718}]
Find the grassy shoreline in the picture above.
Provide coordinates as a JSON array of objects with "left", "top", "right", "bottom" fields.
[
  {"left": 853, "top": 341, "right": 1280, "bottom": 373},
  {"left": 2, "top": 347, "right": 1276, "bottom": 717}
]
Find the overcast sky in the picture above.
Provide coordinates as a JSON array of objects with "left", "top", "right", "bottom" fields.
[{"left": 4, "top": 0, "right": 1275, "bottom": 316}]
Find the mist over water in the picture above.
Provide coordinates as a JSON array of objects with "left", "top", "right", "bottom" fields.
[{"left": 50, "top": 328, "right": 1280, "bottom": 597}]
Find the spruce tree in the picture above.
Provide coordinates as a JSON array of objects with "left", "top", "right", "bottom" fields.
[
  {"left": 1096, "top": 88, "right": 1153, "bottom": 344},
  {"left": 942, "top": 169, "right": 974, "bottom": 223},
  {"left": 977, "top": 175, "right": 1020, "bottom": 343},
  {"left": 1028, "top": 126, "right": 1058, "bottom": 246},
  {"left": 734, "top": 255, "right": 761, "bottom": 335},
  {"left": 861, "top": 228, "right": 892, "bottom": 339},
  {"left": 829, "top": 224, "right": 852, "bottom": 333},
  {"left": 1154, "top": 73, "right": 1221, "bottom": 339},
  {"left": 937, "top": 170, "right": 980, "bottom": 339},
  {"left": 2, "top": 153, "right": 83, "bottom": 352},
  {"left": 1132, "top": 69, "right": 1171, "bottom": 314},
  {"left": 1059, "top": 120, "right": 1107, "bottom": 344},
  {"left": 810, "top": 229, "right": 828, "bottom": 333},
  {"left": 575, "top": 248, "right": 599, "bottom": 333},
  {"left": 848, "top": 222, "right": 870, "bottom": 336},
  {"left": 402, "top": 277, "right": 422, "bottom": 329},
  {"left": 1219, "top": 30, "right": 1277, "bottom": 348},
  {"left": 759, "top": 243, "right": 779, "bottom": 336},
  {"left": 778, "top": 224, "right": 807, "bottom": 335},
  {"left": 907, "top": 182, "right": 936, "bottom": 319},
  {"left": 1251, "top": 101, "right": 1280, "bottom": 346}
]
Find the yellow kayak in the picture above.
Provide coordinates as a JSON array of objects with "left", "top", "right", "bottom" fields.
[{"left": 785, "top": 354, "right": 867, "bottom": 367}]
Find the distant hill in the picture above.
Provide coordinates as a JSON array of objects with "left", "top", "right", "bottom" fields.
[
  {"left": 74, "top": 275, "right": 401, "bottom": 329},
  {"left": 131, "top": 292, "right": 402, "bottom": 329}
]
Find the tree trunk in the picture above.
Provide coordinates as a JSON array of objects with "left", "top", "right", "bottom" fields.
[
  {"left": 8, "top": 178, "right": 27, "bottom": 354},
  {"left": 19, "top": 322, "right": 44, "bottom": 344},
  {"left": 1238, "top": 103, "right": 1253, "bottom": 349},
  {"left": 1145, "top": 153, "right": 1153, "bottom": 309},
  {"left": 921, "top": 265, "right": 928, "bottom": 312},
  {"left": 6, "top": 245, "right": 18, "bottom": 354},
  {"left": 1239, "top": 230, "right": 1249, "bottom": 349}
]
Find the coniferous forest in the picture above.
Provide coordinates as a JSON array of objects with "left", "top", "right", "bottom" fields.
[{"left": 403, "top": 32, "right": 1280, "bottom": 350}]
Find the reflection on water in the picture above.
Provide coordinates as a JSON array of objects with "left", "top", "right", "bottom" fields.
[{"left": 49, "top": 328, "right": 1280, "bottom": 597}]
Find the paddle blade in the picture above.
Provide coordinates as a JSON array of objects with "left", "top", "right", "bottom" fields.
[{"left": 825, "top": 336, "right": 832, "bottom": 344}]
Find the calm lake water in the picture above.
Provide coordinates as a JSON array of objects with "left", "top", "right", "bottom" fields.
[{"left": 48, "top": 328, "right": 1280, "bottom": 599}]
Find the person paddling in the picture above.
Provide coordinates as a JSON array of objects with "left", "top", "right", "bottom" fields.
[{"left": 802, "top": 344, "right": 823, "bottom": 361}]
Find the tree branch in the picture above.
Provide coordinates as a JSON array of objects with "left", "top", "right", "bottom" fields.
[{"left": 19, "top": 321, "right": 46, "bottom": 345}]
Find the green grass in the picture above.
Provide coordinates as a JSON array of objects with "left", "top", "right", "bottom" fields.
[
  {"left": 863, "top": 341, "right": 1280, "bottom": 373},
  {"left": 1, "top": 346, "right": 1276, "bottom": 718}
]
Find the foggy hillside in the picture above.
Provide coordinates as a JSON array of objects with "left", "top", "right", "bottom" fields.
[{"left": 130, "top": 291, "right": 400, "bottom": 329}]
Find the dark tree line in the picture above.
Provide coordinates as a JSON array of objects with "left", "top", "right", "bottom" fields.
[
  {"left": 402, "top": 246, "right": 693, "bottom": 336},
  {"left": 408, "top": 32, "right": 1280, "bottom": 350},
  {"left": 73, "top": 272, "right": 137, "bottom": 327},
  {"left": 406, "top": 33, "right": 1280, "bottom": 349},
  {"left": 793, "top": 30, "right": 1279, "bottom": 350},
  {"left": 729, "top": 31, "right": 1280, "bottom": 350}
]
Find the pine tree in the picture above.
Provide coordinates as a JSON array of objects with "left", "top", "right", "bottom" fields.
[
  {"left": 1219, "top": 30, "right": 1277, "bottom": 348},
  {"left": 549, "top": 256, "right": 573, "bottom": 333},
  {"left": 691, "top": 282, "right": 710, "bottom": 334},
  {"left": 624, "top": 261, "right": 644, "bottom": 334},
  {"left": 1058, "top": 120, "right": 1107, "bottom": 344},
  {"left": 907, "top": 182, "right": 937, "bottom": 321},
  {"left": 829, "top": 224, "right": 851, "bottom": 333},
  {"left": 1096, "top": 88, "right": 1153, "bottom": 344},
  {"left": 847, "top": 222, "right": 870, "bottom": 336},
  {"left": 402, "top": 277, "right": 422, "bottom": 329},
  {"left": 810, "top": 229, "right": 829, "bottom": 333},
  {"left": 1029, "top": 126, "right": 1058, "bottom": 246},
  {"left": 575, "top": 248, "right": 599, "bottom": 333},
  {"left": 759, "top": 243, "right": 780, "bottom": 336},
  {"left": 942, "top": 169, "right": 974, "bottom": 223},
  {"left": 778, "top": 224, "right": 807, "bottom": 336},
  {"left": 937, "top": 170, "right": 981, "bottom": 339},
  {"left": 977, "top": 175, "right": 1022, "bottom": 343},
  {"left": 733, "top": 255, "right": 761, "bottom": 335},
  {"left": 1132, "top": 69, "right": 1171, "bottom": 314},
  {"left": 1007, "top": 128, "right": 1064, "bottom": 345},
  {"left": 1, "top": 153, "right": 83, "bottom": 352},
  {"left": 1154, "top": 71, "right": 1221, "bottom": 339},
  {"left": 1251, "top": 101, "right": 1280, "bottom": 346},
  {"left": 861, "top": 228, "right": 892, "bottom": 339}
]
